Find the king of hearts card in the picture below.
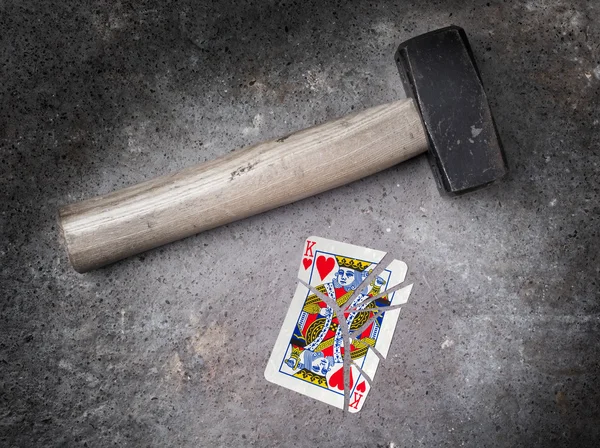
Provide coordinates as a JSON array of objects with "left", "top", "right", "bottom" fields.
[{"left": 265, "top": 236, "right": 412, "bottom": 412}]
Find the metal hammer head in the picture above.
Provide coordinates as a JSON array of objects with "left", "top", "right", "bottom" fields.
[{"left": 396, "top": 26, "right": 507, "bottom": 195}]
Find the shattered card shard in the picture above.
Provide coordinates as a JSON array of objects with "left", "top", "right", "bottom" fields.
[{"left": 264, "top": 236, "right": 413, "bottom": 412}]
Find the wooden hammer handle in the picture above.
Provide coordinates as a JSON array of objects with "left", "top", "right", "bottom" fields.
[{"left": 59, "top": 98, "right": 428, "bottom": 272}]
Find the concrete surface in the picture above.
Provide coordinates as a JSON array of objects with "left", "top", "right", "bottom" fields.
[{"left": 1, "top": 0, "right": 599, "bottom": 446}]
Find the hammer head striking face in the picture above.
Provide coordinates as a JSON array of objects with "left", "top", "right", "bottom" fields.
[{"left": 396, "top": 26, "right": 508, "bottom": 195}]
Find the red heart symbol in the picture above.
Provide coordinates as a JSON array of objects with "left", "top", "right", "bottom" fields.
[
  {"left": 316, "top": 256, "right": 335, "bottom": 280},
  {"left": 328, "top": 366, "right": 354, "bottom": 391},
  {"left": 356, "top": 381, "right": 366, "bottom": 393},
  {"left": 302, "top": 258, "right": 312, "bottom": 270}
]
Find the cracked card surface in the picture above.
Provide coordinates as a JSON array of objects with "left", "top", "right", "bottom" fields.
[{"left": 264, "top": 236, "right": 412, "bottom": 413}]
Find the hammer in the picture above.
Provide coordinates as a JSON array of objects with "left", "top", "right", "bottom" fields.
[{"left": 59, "top": 26, "right": 507, "bottom": 273}]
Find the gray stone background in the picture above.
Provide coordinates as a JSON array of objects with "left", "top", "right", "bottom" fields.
[{"left": 1, "top": 0, "right": 599, "bottom": 446}]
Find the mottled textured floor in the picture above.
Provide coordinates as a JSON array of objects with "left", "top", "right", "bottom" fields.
[{"left": 1, "top": 0, "right": 599, "bottom": 446}]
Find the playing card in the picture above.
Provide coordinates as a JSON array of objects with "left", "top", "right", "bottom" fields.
[{"left": 264, "top": 236, "right": 412, "bottom": 413}]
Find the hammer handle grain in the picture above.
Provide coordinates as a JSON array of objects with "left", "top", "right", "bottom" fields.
[{"left": 59, "top": 98, "right": 428, "bottom": 272}]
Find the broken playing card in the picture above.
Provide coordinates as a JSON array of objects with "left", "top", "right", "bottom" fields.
[{"left": 264, "top": 236, "right": 413, "bottom": 413}]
